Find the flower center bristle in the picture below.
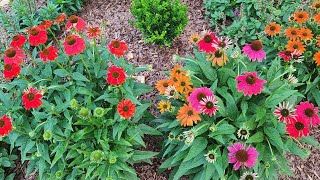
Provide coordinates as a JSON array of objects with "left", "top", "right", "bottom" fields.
[
  {"left": 251, "top": 40, "right": 263, "bottom": 51},
  {"left": 69, "top": 15, "right": 79, "bottom": 23},
  {"left": 187, "top": 110, "right": 194, "bottom": 116},
  {"left": 291, "top": 30, "right": 297, "bottom": 35},
  {"left": 304, "top": 108, "right": 314, "bottom": 117},
  {"left": 235, "top": 149, "right": 249, "bottom": 162},
  {"left": 245, "top": 75, "right": 256, "bottom": 85},
  {"left": 302, "top": 33, "right": 307, "bottom": 36},
  {"left": 180, "top": 81, "right": 186, "bottom": 86},
  {"left": 293, "top": 55, "right": 298, "bottom": 60},
  {"left": 169, "top": 90, "right": 175, "bottom": 96},
  {"left": 316, "top": 4, "right": 320, "bottom": 8},
  {"left": 113, "top": 41, "right": 120, "bottom": 48},
  {"left": 173, "top": 77, "right": 178, "bottom": 82},
  {"left": 4, "top": 64, "right": 12, "bottom": 71},
  {"left": 245, "top": 175, "right": 254, "bottom": 180},
  {"left": 0, "top": 120, "right": 4, "bottom": 127},
  {"left": 193, "top": 38, "right": 198, "bottom": 42},
  {"left": 163, "top": 82, "right": 169, "bottom": 87},
  {"left": 284, "top": 51, "right": 292, "bottom": 56},
  {"left": 270, "top": 26, "right": 276, "bottom": 31},
  {"left": 294, "top": 122, "right": 304, "bottom": 130},
  {"left": 91, "top": 28, "right": 98, "bottom": 33},
  {"left": 214, "top": 50, "right": 223, "bottom": 58},
  {"left": 219, "top": 42, "right": 226, "bottom": 48},
  {"left": 112, "top": 72, "right": 120, "bottom": 78},
  {"left": 13, "top": 35, "right": 20, "bottom": 41},
  {"left": 240, "top": 130, "right": 248, "bottom": 135},
  {"left": 197, "top": 93, "right": 206, "bottom": 101},
  {"left": 43, "top": 49, "right": 50, "bottom": 55},
  {"left": 204, "top": 35, "right": 213, "bottom": 43},
  {"left": 66, "top": 36, "right": 77, "bottom": 45},
  {"left": 163, "top": 105, "right": 167, "bottom": 109},
  {"left": 27, "top": 93, "right": 35, "bottom": 101},
  {"left": 208, "top": 154, "right": 215, "bottom": 159},
  {"left": 176, "top": 70, "right": 181, "bottom": 74},
  {"left": 205, "top": 101, "right": 214, "bottom": 109},
  {"left": 280, "top": 109, "right": 290, "bottom": 117},
  {"left": 123, "top": 106, "right": 129, "bottom": 112},
  {"left": 5, "top": 48, "right": 16, "bottom": 58},
  {"left": 293, "top": 44, "right": 298, "bottom": 49},
  {"left": 30, "top": 27, "right": 40, "bottom": 36},
  {"left": 298, "top": 14, "right": 304, "bottom": 18}
]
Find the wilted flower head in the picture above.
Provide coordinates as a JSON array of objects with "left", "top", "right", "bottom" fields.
[
  {"left": 183, "top": 129, "right": 196, "bottom": 145},
  {"left": 237, "top": 126, "right": 250, "bottom": 139},
  {"left": 43, "top": 130, "right": 52, "bottom": 141},
  {"left": 94, "top": 107, "right": 105, "bottom": 117},
  {"left": 90, "top": 150, "right": 105, "bottom": 163},
  {"left": 78, "top": 107, "right": 91, "bottom": 119}
]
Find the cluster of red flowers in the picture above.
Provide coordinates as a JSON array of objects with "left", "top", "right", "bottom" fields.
[{"left": 274, "top": 101, "right": 319, "bottom": 138}]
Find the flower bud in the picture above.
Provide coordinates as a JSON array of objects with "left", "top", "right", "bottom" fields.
[
  {"left": 70, "top": 99, "right": 79, "bottom": 110},
  {"left": 108, "top": 153, "right": 117, "bottom": 164},
  {"left": 94, "top": 107, "right": 105, "bottom": 118},
  {"left": 90, "top": 150, "right": 105, "bottom": 163},
  {"left": 43, "top": 130, "right": 52, "bottom": 141},
  {"left": 55, "top": 170, "right": 63, "bottom": 179},
  {"left": 78, "top": 107, "right": 91, "bottom": 119},
  {"left": 29, "top": 131, "right": 35, "bottom": 137}
]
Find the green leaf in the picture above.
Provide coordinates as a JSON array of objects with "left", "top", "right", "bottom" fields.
[
  {"left": 131, "top": 150, "right": 158, "bottom": 162},
  {"left": 286, "top": 139, "right": 308, "bottom": 158},
  {"left": 183, "top": 137, "right": 208, "bottom": 162},
  {"left": 138, "top": 124, "right": 162, "bottom": 135},
  {"left": 264, "top": 127, "right": 285, "bottom": 151},
  {"left": 54, "top": 69, "right": 69, "bottom": 77},
  {"left": 132, "top": 103, "right": 152, "bottom": 122},
  {"left": 264, "top": 86, "right": 297, "bottom": 108},
  {"left": 51, "top": 144, "right": 66, "bottom": 168},
  {"left": 246, "top": 131, "right": 264, "bottom": 143},
  {"left": 72, "top": 72, "right": 90, "bottom": 82}
]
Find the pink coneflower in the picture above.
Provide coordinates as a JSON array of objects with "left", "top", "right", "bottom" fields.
[
  {"left": 274, "top": 102, "right": 296, "bottom": 123},
  {"left": 286, "top": 116, "right": 310, "bottom": 138},
  {"left": 199, "top": 96, "right": 218, "bottom": 116},
  {"left": 278, "top": 50, "right": 292, "bottom": 62},
  {"left": 242, "top": 40, "right": 266, "bottom": 62},
  {"left": 188, "top": 87, "right": 213, "bottom": 112},
  {"left": 295, "top": 101, "right": 319, "bottom": 126},
  {"left": 198, "top": 32, "right": 218, "bottom": 53},
  {"left": 212, "top": 36, "right": 232, "bottom": 50},
  {"left": 236, "top": 72, "right": 266, "bottom": 97},
  {"left": 66, "top": 15, "right": 86, "bottom": 31},
  {"left": 291, "top": 50, "right": 304, "bottom": 63},
  {"left": 228, "top": 143, "right": 259, "bottom": 170}
]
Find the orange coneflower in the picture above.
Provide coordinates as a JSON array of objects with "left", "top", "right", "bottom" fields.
[
  {"left": 265, "top": 22, "right": 281, "bottom": 36},
  {"left": 294, "top": 11, "right": 309, "bottom": 24},
  {"left": 285, "top": 27, "right": 301, "bottom": 40},
  {"left": 313, "top": 51, "right": 320, "bottom": 66},
  {"left": 184, "top": 87, "right": 194, "bottom": 100},
  {"left": 177, "top": 104, "right": 201, "bottom": 127},
  {"left": 156, "top": 79, "right": 173, "bottom": 94},
  {"left": 174, "top": 74, "right": 192, "bottom": 93},
  {"left": 207, "top": 49, "right": 228, "bottom": 66},
  {"left": 286, "top": 40, "right": 306, "bottom": 53},
  {"left": 312, "top": 1, "right": 320, "bottom": 10},
  {"left": 314, "top": 14, "right": 320, "bottom": 24},
  {"left": 299, "top": 27, "right": 313, "bottom": 41},
  {"left": 189, "top": 33, "right": 201, "bottom": 44},
  {"left": 170, "top": 65, "right": 186, "bottom": 78}
]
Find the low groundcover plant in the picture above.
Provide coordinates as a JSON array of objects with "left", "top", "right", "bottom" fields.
[{"left": 0, "top": 14, "right": 160, "bottom": 179}]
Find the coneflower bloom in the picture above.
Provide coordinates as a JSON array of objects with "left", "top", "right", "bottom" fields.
[
  {"left": 3, "top": 63, "right": 21, "bottom": 79},
  {"left": 38, "top": 20, "right": 52, "bottom": 30},
  {"left": 207, "top": 49, "right": 228, "bottom": 66},
  {"left": 189, "top": 33, "right": 201, "bottom": 44},
  {"left": 66, "top": 15, "right": 86, "bottom": 31},
  {"left": 291, "top": 50, "right": 304, "bottom": 63},
  {"left": 286, "top": 40, "right": 306, "bottom": 53},
  {"left": 156, "top": 79, "right": 173, "bottom": 94},
  {"left": 54, "top": 13, "right": 66, "bottom": 24},
  {"left": 87, "top": 27, "right": 102, "bottom": 38},
  {"left": 39, "top": 46, "right": 58, "bottom": 62},
  {"left": 198, "top": 32, "right": 218, "bottom": 53},
  {"left": 199, "top": 96, "right": 218, "bottom": 116},
  {"left": 265, "top": 22, "right": 281, "bottom": 37},
  {"left": 287, "top": 74, "right": 298, "bottom": 84},
  {"left": 312, "top": 1, "right": 320, "bottom": 10},
  {"left": 315, "top": 14, "right": 320, "bottom": 24},
  {"left": 170, "top": 65, "right": 186, "bottom": 77},
  {"left": 237, "top": 126, "right": 250, "bottom": 139},
  {"left": 164, "top": 86, "right": 179, "bottom": 99},
  {"left": 293, "top": 11, "right": 309, "bottom": 24},
  {"left": 109, "top": 40, "right": 128, "bottom": 57},
  {"left": 117, "top": 99, "right": 136, "bottom": 119},
  {"left": 228, "top": 143, "right": 259, "bottom": 170},
  {"left": 295, "top": 101, "right": 319, "bottom": 126},
  {"left": 274, "top": 102, "right": 296, "bottom": 123},
  {"left": 63, "top": 35, "right": 86, "bottom": 56},
  {"left": 22, "top": 87, "right": 43, "bottom": 110},
  {"left": 0, "top": 115, "right": 12, "bottom": 136},
  {"left": 236, "top": 72, "right": 266, "bottom": 96},
  {"left": 205, "top": 150, "right": 217, "bottom": 163},
  {"left": 284, "top": 27, "right": 301, "bottom": 40},
  {"left": 177, "top": 104, "right": 201, "bottom": 126},
  {"left": 299, "top": 27, "right": 313, "bottom": 41},
  {"left": 4, "top": 47, "right": 26, "bottom": 64},
  {"left": 10, "top": 34, "right": 27, "bottom": 48},
  {"left": 242, "top": 40, "right": 266, "bottom": 62},
  {"left": 188, "top": 87, "right": 213, "bottom": 112},
  {"left": 286, "top": 116, "right": 310, "bottom": 138},
  {"left": 106, "top": 66, "right": 126, "bottom": 86},
  {"left": 28, "top": 26, "right": 47, "bottom": 46},
  {"left": 158, "top": 100, "right": 171, "bottom": 113},
  {"left": 278, "top": 50, "right": 292, "bottom": 62},
  {"left": 313, "top": 51, "right": 320, "bottom": 66},
  {"left": 239, "top": 172, "right": 259, "bottom": 180},
  {"left": 174, "top": 74, "right": 192, "bottom": 93},
  {"left": 212, "top": 36, "right": 232, "bottom": 50}
]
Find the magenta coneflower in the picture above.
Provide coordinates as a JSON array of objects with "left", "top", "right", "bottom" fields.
[
  {"left": 199, "top": 96, "right": 218, "bottom": 116},
  {"left": 242, "top": 40, "right": 266, "bottom": 62},
  {"left": 278, "top": 50, "right": 292, "bottom": 62},
  {"left": 188, "top": 87, "right": 214, "bottom": 112},
  {"left": 291, "top": 50, "right": 304, "bottom": 63},
  {"left": 274, "top": 102, "right": 296, "bottom": 123},
  {"left": 228, "top": 143, "right": 259, "bottom": 170},
  {"left": 236, "top": 72, "right": 266, "bottom": 97},
  {"left": 295, "top": 101, "right": 319, "bottom": 126},
  {"left": 212, "top": 36, "right": 232, "bottom": 50},
  {"left": 198, "top": 32, "right": 218, "bottom": 53}
]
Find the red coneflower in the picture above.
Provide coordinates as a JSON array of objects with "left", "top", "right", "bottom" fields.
[
  {"left": 28, "top": 26, "right": 48, "bottom": 46},
  {"left": 66, "top": 15, "right": 86, "bottom": 31},
  {"left": 39, "top": 46, "right": 58, "bottom": 62},
  {"left": 87, "top": 27, "right": 102, "bottom": 38},
  {"left": 38, "top": 20, "right": 52, "bottom": 30},
  {"left": 0, "top": 115, "right": 12, "bottom": 136},
  {"left": 10, "top": 34, "right": 27, "bottom": 48},
  {"left": 278, "top": 50, "right": 292, "bottom": 62},
  {"left": 4, "top": 47, "right": 26, "bottom": 64},
  {"left": 3, "top": 63, "right": 21, "bottom": 79},
  {"left": 54, "top": 13, "right": 66, "bottom": 24},
  {"left": 108, "top": 40, "right": 128, "bottom": 57},
  {"left": 286, "top": 116, "right": 310, "bottom": 138},
  {"left": 198, "top": 32, "right": 218, "bottom": 53},
  {"left": 106, "top": 66, "right": 126, "bottom": 86},
  {"left": 63, "top": 35, "right": 86, "bottom": 56},
  {"left": 117, "top": 99, "right": 136, "bottom": 119},
  {"left": 22, "top": 87, "right": 43, "bottom": 110}
]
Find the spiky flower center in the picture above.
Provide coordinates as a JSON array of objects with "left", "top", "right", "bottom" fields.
[
  {"left": 298, "top": 14, "right": 304, "bottom": 18},
  {"left": 214, "top": 50, "right": 223, "bottom": 58},
  {"left": 204, "top": 35, "right": 213, "bottom": 43},
  {"left": 5, "top": 48, "right": 16, "bottom": 58},
  {"left": 0, "top": 119, "right": 4, "bottom": 127},
  {"left": 172, "top": 77, "right": 178, "bottom": 82},
  {"left": 219, "top": 42, "right": 226, "bottom": 48},
  {"left": 112, "top": 72, "right": 120, "bottom": 78},
  {"left": 69, "top": 15, "right": 79, "bottom": 23},
  {"left": 180, "top": 81, "right": 186, "bottom": 86},
  {"left": 13, "top": 35, "right": 20, "bottom": 41},
  {"left": 163, "top": 82, "right": 169, "bottom": 87},
  {"left": 4, "top": 64, "right": 12, "bottom": 71},
  {"left": 197, "top": 93, "right": 206, "bottom": 101},
  {"left": 245, "top": 175, "right": 254, "bottom": 180},
  {"left": 245, "top": 75, "right": 256, "bottom": 85},
  {"left": 208, "top": 153, "right": 215, "bottom": 160},
  {"left": 292, "top": 55, "right": 299, "bottom": 60},
  {"left": 90, "top": 28, "right": 98, "bottom": 33},
  {"left": 27, "top": 93, "right": 35, "bottom": 101},
  {"left": 43, "top": 49, "right": 50, "bottom": 55},
  {"left": 316, "top": 4, "right": 320, "bottom": 8},
  {"left": 163, "top": 104, "right": 168, "bottom": 109},
  {"left": 280, "top": 109, "right": 290, "bottom": 117},
  {"left": 206, "top": 101, "right": 214, "bottom": 109},
  {"left": 294, "top": 122, "right": 304, "bottom": 130},
  {"left": 123, "top": 106, "right": 129, "bottom": 112},
  {"left": 169, "top": 90, "right": 175, "bottom": 96},
  {"left": 293, "top": 44, "right": 298, "bottom": 49},
  {"left": 30, "top": 27, "right": 40, "bottom": 36},
  {"left": 66, "top": 36, "right": 77, "bottom": 45},
  {"left": 187, "top": 110, "right": 194, "bottom": 116},
  {"left": 270, "top": 26, "right": 276, "bottom": 31},
  {"left": 235, "top": 149, "right": 249, "bottom": 162},
  {"left": 112, "top": 41, "right": 120, "bottom": 48},
  {"left": 304, "top": 108, "right": 314, "bottom": 117},
  {"left": 302, "top": 32, "right": 307, "bottom": 36},
  {"left": 192, "top": 37, "right": 198, "bottom": 42},
  {"left": 240, "top": 129, "right": 248, "bottom": 135},
  {"left": 291, "top": 30, "right": 297, "bottom": 35},
  {"left": 284, "top": 51, "right": 292, "bottom": 56},
  {"left": 251, "top": 40, "right": 263, "bottom": 51}
]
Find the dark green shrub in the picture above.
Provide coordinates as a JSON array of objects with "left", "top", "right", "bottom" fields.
[{"left": 130, "top": 0, "right": 188, "bottom": 46}]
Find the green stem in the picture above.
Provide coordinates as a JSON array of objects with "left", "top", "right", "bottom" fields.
[
  {"left": 48, "top": 28, "right": 61, "bottom": 48},
  {"left": 196, "top": 123, "right": 209, "bottom": 132},
  {"left": 55, "top": 61, "right": 70, "bottom": 75},
  {"left": 14, "top": 128, "right": 28, "bottom": 135},
  {"left": 81, "top": 55, "right": 92, "bottom": 81}
]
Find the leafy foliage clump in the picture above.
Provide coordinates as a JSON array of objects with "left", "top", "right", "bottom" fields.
[{"left": 130, "top": 0, "right": 188, "bottom": 46}]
